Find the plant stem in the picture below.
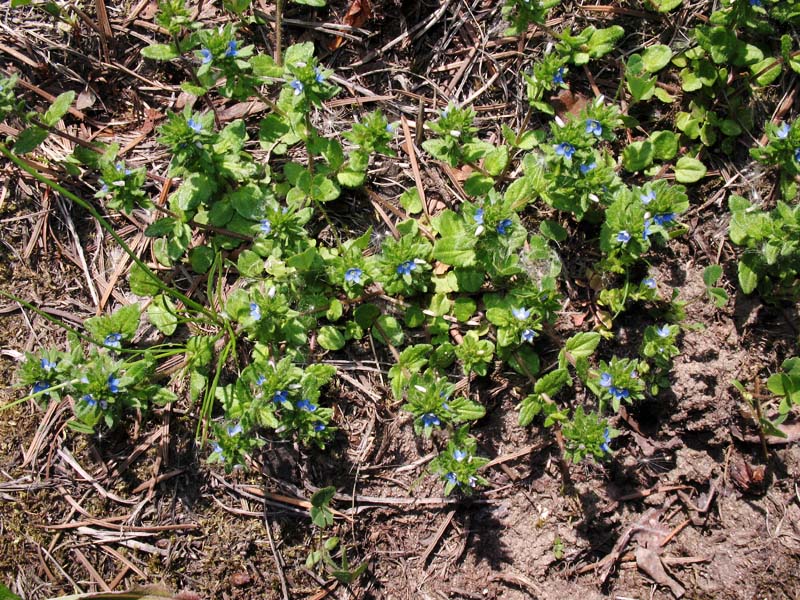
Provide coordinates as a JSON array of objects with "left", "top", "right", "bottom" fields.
[{"left": 275, "top": 0, "right": 283, "bottom": 66}]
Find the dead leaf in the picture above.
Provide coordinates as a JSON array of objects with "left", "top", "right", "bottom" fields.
[
  {"left": 329, "top": 0, "right": 372, "bottom": 51},
  {"left": 635, "top": 546, "right": 685, "bottom": 598},
  {"left": 550, "top": 89, "right": 588, "bottom": 119},
  {"left": 76, "top": 88, "right": 96, "bottom": 110}
]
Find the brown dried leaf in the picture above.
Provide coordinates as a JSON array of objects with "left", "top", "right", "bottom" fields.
[{"left": 329, "top": 0, "right": 372, "bottom": 51}]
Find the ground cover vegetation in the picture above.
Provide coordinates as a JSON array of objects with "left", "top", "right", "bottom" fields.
[{"left": 1, "top": 0, "right": 799, "bottom": 597}]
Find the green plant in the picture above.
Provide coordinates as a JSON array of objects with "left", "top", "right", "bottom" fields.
[{"left": 728, "top": 194, "right": 800, "bottom": 299}]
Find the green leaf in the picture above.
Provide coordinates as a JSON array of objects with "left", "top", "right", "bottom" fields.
[
  {"left": 450, "top": 397, "right": 486, "bottom": 422},
  {"left": 539, "top": 220, "right": 567, "bottom": 242},
  {"left": 707, "top": 287, "right": 728, "bottom": 308},
  {"left": 180, "top": 82, "right": 207, "bottom": 96},
  {"left": 13, "top": 126, "right": 49, "bottom": 154},
  {"left": 622, "top": 140, "right": 654, "bottom": 172},
  {"left": 627, "top": 74, "right": 656, "bottom": 102},
  {"left": 141, "top": 43, "right": 180, "bottom": 61},
  {"left": 483, "top": 146, "right": 509, "bottom": 176},
  {"left": 144, "top": 218, "right": 176, "bottom": 237},
  {"left": 337, "top": 169, "right": 365, "bottom": 188},
  {"left": 433, "top": 236, "right": 476, "bottom": 268},
  {"left": 227, "top": 184, "right": 263, "bottom": 220},
  {"left": 399, "top": 187, "right": 423, "bottom": 214},
  {"left": 534, "top": 369, "right": 570, "bottom": 397},
  {"left": 519, "top": 394, "right": 543, "bottom": 427},
  {"left": 653, "top": 87, "right": 675, "bottom": 103},
  {"left": 147, "top": 294, "right": 178, "bottom": 335},
  {"left": 751, "top": 58, "right": 781, "bottom": 86},
  {"left": 421, "top": 138, "right": 454, "bottom": 164},
  {"left": 373, "top": 315, "right": 404, "bottom": 346},
  {"left": 738, "top": 254, "right": 759, "bottom": 294},
  {"left": 650, "top": 0, "right": 682, "bottom": 11},
  {"left": 43, "top": 91, "right": 76, "bottom": 126},
  {"left": 318, "top": 326, "right": 346, "bottom": 351},
  {"left": 650, "top": 130, "right": 678, "bottom": 160},
  {"left": 464, "top": 173, "right": 495, "bottom": 196},
  {"left": 453, "top": 297, "right": 476, "bottom": 322},
  {"left": 354, "top": 304, "right": 380, "bottom": 329},
  {"left": 129, "top": 263, "right": 161, "bottom": 296},
  {"left": 674, "top": 157, "right": 707, "bottom": 183},
  {"left": 189, "top": 246, "right": 215, "bottom": 274},
  {"left": 564, "top": 332, "right": 601, "bottom": 359},
  {"left": 642, "top": 45, "right": 673, "bottom": 73},
  {"left": 703, "top": 264, "right": 723, "bottom": 286},
  {"left": 293, "top": 0, "right": 326, "bottom": 5},
  {"left": 237, "top": 249, "right": 264, "bottom": 277}
]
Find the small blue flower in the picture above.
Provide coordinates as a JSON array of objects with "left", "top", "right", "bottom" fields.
[
  {"left": 521, "top": 329, "right": 537, "bottom": 343},
  {"left": 473, "top": 208, "right": 484, "bottom": 225},
  {"left": 643, "top": 218, "right": 652, "bottom": 241},
  {"left": 296, "top": 399, "right": 317, "bottom": 412},
  {"left": 107, "top": 374, "right": 120, "bottom": 394},
  {"left": 259, "top": 219, "right": 272, "bottom": 235},
  {"left": 616, "top": 230, "right": 631, "bottom": 244},
  {"left": 396, "top": 260, "right": 417, "bottom": 276},
  {"left": 554, "top": 142, "right": 576, "bottom": 159},
  {"left": 468, "top": 476, "right": 478, "bottom": 488},
  {"left": 40, "top": 358, "right": 57, "bottom": 371},
  {"left": 289, "top": 79, "right": 304, "bottom": 96},
  {"left": 600, "top": 428, "right": 612, "bottom": 453},
  {"left": 653, "top": 213, "right": 675, "bottom": 226},
  {"left": 256, "top": 375, "right": 266, "bottom": 386},
  {"left": 83, "top": 394, "right": 97, "bottom": 407},
  {"left": 453, "top": 449, "right": 467, "bottom": 462},
  {"left": 496, "top": 218, "right": 513, "bottom": 235},
  {"left": 32, "top": 381, "right": 50, "bottom": 395},
  {"left": 314, "top": 67, "right": 325, "bottom": 83},
  {"left": 187, "top": 118, "right": 202, "bottom": 133},
  {"left": 776, "top": 122, "right": 790, "bottom": 139},
  {"left": 511, "top": 307, "right": 531, "bottom": 320},
  {"left": 446, "top": 472, "right": 458, "bottom": 485},
  {"left": 609, "top": 386, "right": 630, "bottom": 401},
  {"left": 200, "top": 48, "right": 213, "bottom": 64},
  {"left": 104, "top": 333, "right": 122, "bottom": 349},
  {"left": 421, "top": 413, "right": 440, "bottom": 428},
  {"left": 643, "top": 277, "right": 656, "bottom": 289},
  {"left": 599, "top": 372, "right": 613, "bottom": 388},
  {"left": 795, "top": 148, "right": 800, "bottom": 162},
  {"left": 227, "top": 423, "right": 243, "bottom": 436},
  {"left": 585, "top": 119, "right": 602, "bottom": 136},
  {"left": 100, "top": 399, "right": 108, "bottom": 410},
  {"left": 115, "top": 162, "right": 131, "bottom": 175},
  {"left": 656, "top": 325, "right": 672, "bottom": 338},
  {"left": 224, "top": 40, "right": 238, "bottom": 58},
  {"left": 249, "top": 302, "right": 262, "bottom": 321},
  {"left": 210, "top": 442, "right": 223, "bottom": 460},
  {"left": 579, "top": 162, "right": 596, "bottom": 174},
  {"left": 99, "top": 180, "right": 109, "bottom": 195},
  {"left": 313, "top": 422, "right": 326, "bottom": 432},
  {"left": 386, "top": 123, "right": 395, "bottom": 133},
  {"left": 749, "top": 0, "right": 761, "bottom": 6},
  {"left": 272, "top": 390, "right": 289, "bottom": 404},
  {"left": 345, "top": 267, "right": 363, "bottom": 284},
  {"left": 640, "top": 189, "right": 656, "bottom": 205},
  {"left": 441, "top": 104, "right": 452, "bottom": 118},
  {"left": 552, "top": 67, "right": 565, "bottom": 85}
]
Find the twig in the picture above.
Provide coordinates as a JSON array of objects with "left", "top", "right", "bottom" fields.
[{"left": 263, "top": 450, "right": 290, "bottom": 600}]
